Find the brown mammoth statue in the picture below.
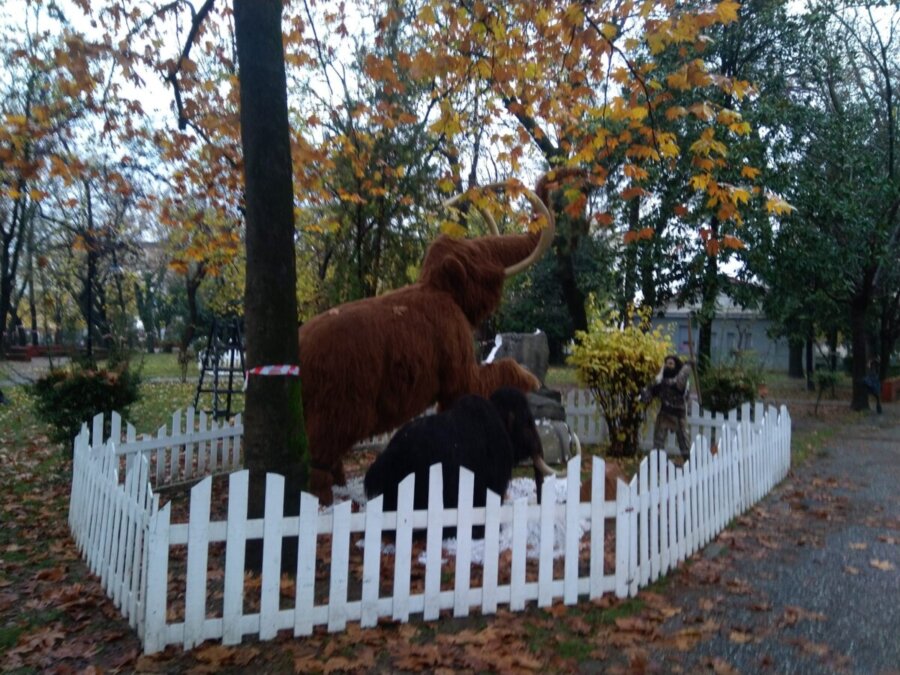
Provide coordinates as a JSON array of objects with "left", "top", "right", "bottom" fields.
[{"left": 299, "top": 175, "right": 560, "bottom": 502}]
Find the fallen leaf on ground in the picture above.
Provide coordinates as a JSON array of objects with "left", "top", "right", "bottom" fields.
[
  {"left": 708, "top": 657, "right": 740, "bottom": 675},
  {"left": 849, "top": 542, "right": 867, "bottom": 550},
  {"left": 870, "top": 559, "right": 895, "bottom": 571},
  {"left": 728, "top": 629, "right": 754, "bottom": 644},
  {"left": 844, "top": 565, "right": 859, "bottom": 575}
]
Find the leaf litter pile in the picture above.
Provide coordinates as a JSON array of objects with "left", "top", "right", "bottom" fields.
[{"left": 2, "top": 396, "right": 897, "bottom": 673}]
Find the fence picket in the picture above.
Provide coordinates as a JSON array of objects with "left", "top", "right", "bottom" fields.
[
  {"left": 223, "top": 471, "right": 249, "bottom": 645},
  {"left": 564, "top": 457, "right": 581, "bottom": 605},
  {"left": 615, "top": 479, "right": 629, "bottom": 598},
  {"left": 423, "top": 464, "right": 444, "bottom": 621},
  {"left": 510, "top": 498, "right": 528, "bottom": 611},
  {"left": 361, "top": 495, "right": 384, "bottom": 628},
  {"left": 538, "top": 476, "right": 556, "bottom": 608},
  {"left": 184, "top": 477, "right": 212, "bottom": 649},
  {"left": 453, "top": 468, "right": 475, "bottom": 618},
  {"left": 392, "top": 474, "right": 415, "bottom": 623},
  {"left": 649, "top": 451, "right": 660, "bottom": 582},
  {"left": 589, "top": 456, "right": 605, "bottom": 600},
  {"left": 481, "top": 490, "right": 501, "bottom": 615},
  {"left": 261, "top": 474, "right": 286, "bottom": 639},
  {"left": 143, "top": 503, "right": 171, "bottom": 654},
  {"left": 327, "top": 499, "right": 352, "bottom": 633},
  {"left": 294, "top": 492, "right": 319, "bottom": 637},
  {"left": 638, "top": 460, "right": 650, "bottom": 587}
]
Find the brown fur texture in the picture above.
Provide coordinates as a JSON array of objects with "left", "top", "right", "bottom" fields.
[{"left": 299, "top": 226, "right": 549, "bottom": 503}]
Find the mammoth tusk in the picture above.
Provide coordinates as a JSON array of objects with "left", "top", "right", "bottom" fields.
[
  {"left": 500, "top": 183, "right": 555, "bottom": 277},
  {"left": 532, "top": 451, "right": 557, "bottom": 478},
  {"left": 570, "top": 431, "right": 582, "bottom": 460},
  {"left": 442, "top": 188, "right": 501, "bottom": 235},
  {"left": 441, "top": 178, "right": 556, "bottom": 275}
]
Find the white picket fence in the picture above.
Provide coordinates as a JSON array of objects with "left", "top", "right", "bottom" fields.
[{"left": 68, "top": 395, "right": 791, "bottom": 654}]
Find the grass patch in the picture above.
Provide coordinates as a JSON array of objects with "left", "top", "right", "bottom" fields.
[
  {"left": 129, "top": 381, "right": 205, "bottom": 432},
  {"left": 118, "top": 352, "right": 185, "bottom": 380},
  {"left": 556, "top": 638, "right": 593, "bottom": 660},
  {"left": 0, "top": 625, "right": 25, "bottom": 651},
  {"left": 593, "top": 598, "right": 646, "bottom": 625},
  {"left": 545, "top": 366, "right": 579, "bottom": 389}
]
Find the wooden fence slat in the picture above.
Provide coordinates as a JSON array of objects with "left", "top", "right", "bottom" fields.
[
  {"left": 659, "top": 453, "right": 671, "bottom": 576},
  {"left": 361, "top": 495, "right": 383, "bottom": 628},
  {"left": 294, "top": 492, "right": 319, "bottom": 637},
  {"left": 510, "top": 498, "right": 528, "bottom": 611},
  {"left": 615, "top": 479, "right": 629, "bottom": 599},
  {"left": 651, "top": 451, "right": 662, "bottom": 582},
  {"left": 481, "top": 491, "right": 501, "bottom": 615},
  {"left": 327, "top": 499, "right": 352, "bottom": 632},
  {"left": 143, "top": 503, "right": 171, "bottom": 654},
  {"left": 223, "top": 471, "right": 249, "bottom": 645},
  {"left": 392, "top": 473, "right": 415, "bottom": 623},
  {"left": 423, "top": 464, "right": 444, "bottom": 621},
  {"left": 183, "top": 477, "right": 212, "bottom": 649},
  {"left": 564, "top": 456, "right": 580, "bottom": 605},
  {"left": 260, "top": 474, "right": 286, "bottom": 639},
  {"left": 537, "top": 475, "right": 556, "bottom": 608},
  {"left": 453, "top": 468, "right": 475, "bottom": 618},
  {"left": 171, "top": 410, "right": 182, "bottom": 483},
  {"left": 589, "top": 456, "right": 605, "bottom": 600},
  {"left": 628, "top": 478, "right": 639, "bottom": 597},
  {"left": 638, "top": 460, "right": 650, "bottom": 587}
]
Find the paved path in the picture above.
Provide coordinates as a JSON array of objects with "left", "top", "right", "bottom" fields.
[{"left": 594, "top": 405, "right": 900, "bottom": 674}]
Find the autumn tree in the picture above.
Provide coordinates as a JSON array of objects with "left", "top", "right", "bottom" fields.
[
  {"left": 782, "top": 2, "right": 899, "bottom": 409},
  {"left": 290, "top": 3, "right": 446, "bottom": 309},
  {"left": 374, "top": 0, "right": 784, "bottom": 338}
]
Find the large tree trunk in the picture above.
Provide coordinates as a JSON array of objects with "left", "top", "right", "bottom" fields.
[
  {"left": 235, "top": 0, "right": 309, "bottom": 572},
  {"left": 788, "top": 339, "right": 804, "bottom": 378},
  {"left": 805, "top": 336, "right": 815, "bottom": 391},
  {"left": 697, "top": 220, "right": 720, "bottom": 374},
  {"left": 849, "top": 291, "right": 870, "bottom": 411}
]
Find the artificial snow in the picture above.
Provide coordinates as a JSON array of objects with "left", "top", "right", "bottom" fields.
[{"left": 324, "top": 474, "right": 591, "bottom": 565}]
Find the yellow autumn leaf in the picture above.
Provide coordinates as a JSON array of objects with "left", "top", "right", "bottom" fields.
[
  {"left": 765, "top": 195, "right": 795, "bottom": 216},
  {"left": 731, "top": 186, "right": 750, "bottom": 204},
  {"left": 690, "top": 174, "right": 710, "bottom": 190},
  {"left": 715, "top": 0, "right": 741, "bottom": 24},
  {"left": 741, "top": 165, "right": 761, "bottom": 180}
]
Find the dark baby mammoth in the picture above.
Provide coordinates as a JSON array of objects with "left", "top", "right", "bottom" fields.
[{"left": 363, "top": 387, "right": 555, "bottom": 536}]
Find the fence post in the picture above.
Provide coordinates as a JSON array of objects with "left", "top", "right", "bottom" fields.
[
  {"left": 589, "top": 456, "right": 605, "bottom": 600},
  {"left": 261, "top": 474, "right": 286, "bottom": 639},
  {"left": 615, "top": 479, "right": 629, "bottom": 598},
  {"left": 453, "top": 468, "right": 475, "bottom": 618},
  {"left": 423, "top": 464, "right": 444, "bottom": 621},
  {"left": 361, "top": 494, "right": 384, "bottom": 628},
  {"left": 223, "top": 471, "right": 249, "bottom": 645},
  {"left": 564, "top": 456, "right": 581, "bottom": 605},
  {"left": 143, "top": 503, "right": 171, "bottom": 654},
  {"left": 183, "top": 477, "right": 212, "bottom": 650}
]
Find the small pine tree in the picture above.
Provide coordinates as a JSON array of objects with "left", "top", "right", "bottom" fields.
[{"left": 568, "top": 302, "right": 672, "bottom": 456}]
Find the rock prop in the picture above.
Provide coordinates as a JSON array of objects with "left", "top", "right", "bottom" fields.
[{"left": 488, "top": 331, "right": 580, "bottom": 466}]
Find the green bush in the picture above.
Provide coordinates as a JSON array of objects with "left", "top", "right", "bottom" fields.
[
  {"left": 29, "top": 364, "right": 141, "bottom": 448},
  {"left": 699, "top": 359, "right": 764, "bottom": 414},
  {"left": 568, "top": 302, "right": 672, "bottom": 456}
]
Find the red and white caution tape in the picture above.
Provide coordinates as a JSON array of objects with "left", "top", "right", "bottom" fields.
[{"left": 244, "top": 364, "right": 300, "bottom": 390}]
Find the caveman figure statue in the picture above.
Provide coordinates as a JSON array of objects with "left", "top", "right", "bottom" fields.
[{"left": 299, "top": 174, "right": 561, "bottom": 502}]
